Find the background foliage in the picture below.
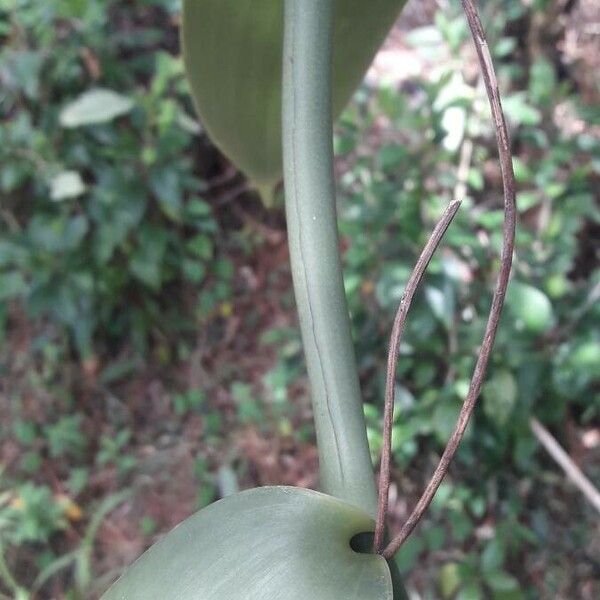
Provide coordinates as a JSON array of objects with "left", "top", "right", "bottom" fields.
[{"left": 0, "top": 0, "right": 598, "bottom": 598}]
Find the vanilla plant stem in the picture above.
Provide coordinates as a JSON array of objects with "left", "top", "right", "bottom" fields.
[{"left": 282, "top": 0, "right": 377, "bottom": 518}]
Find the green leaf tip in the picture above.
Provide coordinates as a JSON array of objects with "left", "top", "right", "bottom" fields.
[{"left": 181, "top": 0, "right": 407, "bottom": 187}]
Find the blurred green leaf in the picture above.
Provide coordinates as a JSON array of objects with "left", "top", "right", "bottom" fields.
[
  {"left": 438, "top": 562, "right": 461, "bottom": 598},
  {"left": 484, "top": 570, "right": 520, "bottom": 595},
  {"left": 483, "top": 370, "right": 517, "bottom": 426},
  {"left": 433, "top": 400, "right": 461, "bottom": 444},
  {"left": 529, "top": 59, "right": 556, "bottom": 107},
  {"left": 406, "top": 25, "right": 443, "bottom": 47},
  {"left": 506, "top": 282, "right": 554, "bottom": 334},
  {"left": 569, "top": 341, "right": 600, "bottom": 375},
  {"left": 150, "top": 169, "right": 182, "bottom": 221},
  {"left": 394, "top": 535, "right": 424, "bottom": 575},
  {"left": 481, "top": 538, "right": 505, "bottom": 573},
  {"left": 457, "top": 582, "right": 483, "bottom": 600},
  {"left": 186, "top": 234, "right": 213, "bottom": 260},
  {"left": 50, "top": 171, "right": 86, "bottom": 201},
  {"left": 503, "top": 93, "right": 541, "bottom": 126},
  {"left": 129, "top": 226, "right": 168, "bottom": 289},
  {"left": 28, "top": 214, "right": 89, "bottom": 253},
  {"left": 60, "top": 89, "right": 134, "bottom": 127},
  {"left": 0, "top": 271, "right": 27, "bottom": 301},
  {"left": 493, "top": 37, "right": 517, "bottom": 58}
]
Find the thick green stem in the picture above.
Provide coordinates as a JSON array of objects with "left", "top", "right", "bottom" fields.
[{"left": 282, "top": 0, "right": 377, "bottom": 518}]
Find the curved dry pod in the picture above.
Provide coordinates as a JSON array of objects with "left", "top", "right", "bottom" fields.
[
  {"left": 182, "top": 0, "right": 406, "bottom": 188},
  {"left": 101, "top": 486, "right": 405, "bottom": 599}
]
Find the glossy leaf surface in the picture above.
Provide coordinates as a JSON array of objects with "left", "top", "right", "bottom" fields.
[
  {"left": 102, "top": 486, "right": 395, "bottom": 599},
  {"left": 182, "top": 0, "right": 406, "bottom": 186}
]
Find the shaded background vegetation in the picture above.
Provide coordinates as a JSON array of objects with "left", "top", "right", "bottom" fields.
[{"left": 0, "top": 0, "right": 599, "bottom": 598}]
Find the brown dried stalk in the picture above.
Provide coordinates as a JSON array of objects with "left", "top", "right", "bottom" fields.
[
  {"left": 379, "top": 0, "right": 517, "bottom": 559},
  {"left": 373, "top": 199, "right": 462, "bottom": 552}
]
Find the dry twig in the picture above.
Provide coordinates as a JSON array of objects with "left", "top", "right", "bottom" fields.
[
  {"left": 373, "top": 199, "right": 462, "bottom": 552},
  {"left": 380, "top": 0, "right": 517, "bottom": 559},
  {"left": 530, "top": 418, "right": 600, "bottom": 515}
]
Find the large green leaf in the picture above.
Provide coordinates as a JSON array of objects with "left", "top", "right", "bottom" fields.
[
  {"left": 102, "top": 486, "right": 401, "bottom": 599},
  {"left": 182, "top": 0, "right": 406, "bottom": 187}
]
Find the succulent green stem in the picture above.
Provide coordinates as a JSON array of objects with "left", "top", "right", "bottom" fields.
[{"left": 282, "top": 0, "right": 377, "bottom": 518}]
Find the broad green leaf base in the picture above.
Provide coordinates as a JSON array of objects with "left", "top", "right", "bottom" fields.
[{"left": 102, "top": 486, "right": 405, "bottom": 599}]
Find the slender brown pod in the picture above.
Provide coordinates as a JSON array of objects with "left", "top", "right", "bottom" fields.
[
  {"left": 381, "top": 0, "right": 517, "bottom": 559},
  {"left": 373, "top": 199, "right": 462, "bottom": 552}
]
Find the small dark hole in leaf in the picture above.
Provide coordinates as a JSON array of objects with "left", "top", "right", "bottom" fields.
[
  {"left": 351, "top": 533, "right": 409, "bottom": 598},
  {"left": 350, "top": 531, "right": 375, "bottom": 554}
]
